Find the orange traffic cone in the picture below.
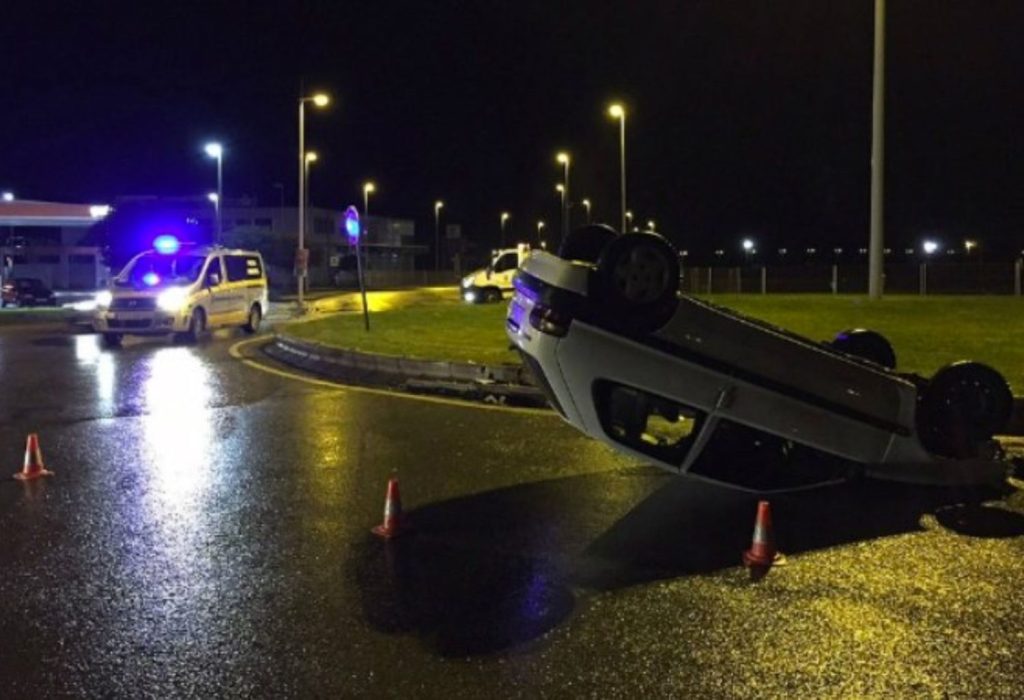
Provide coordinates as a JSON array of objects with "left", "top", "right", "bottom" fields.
[
  {"left": 742, "top": 500, "right": 781, "bottom": 569},
  {"left": 14, "top": 433, "right": 54, "bottom": 481},
  {"left": 372, "top": 476, "right": 409, "bottom": 539}
]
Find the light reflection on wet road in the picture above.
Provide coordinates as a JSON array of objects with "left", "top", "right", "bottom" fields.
[{"left": 1, "top": 327, "right": 1024, "bottom": 697}]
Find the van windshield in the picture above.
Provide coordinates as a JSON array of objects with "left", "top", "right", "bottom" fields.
[{"left": 118, "top": 253, "right": 207, "bottom": 288}]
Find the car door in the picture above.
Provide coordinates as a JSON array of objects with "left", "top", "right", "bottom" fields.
[
  {"left": 204, "top": 256, "right": 230, "bottom": 327},
  {"left": 492, "top": 252, "right": 519, "bottom": 290}
]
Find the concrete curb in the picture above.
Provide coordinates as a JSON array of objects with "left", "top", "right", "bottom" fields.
[{"left": 265, "top": 333, "right": 548, "bottom": 408}]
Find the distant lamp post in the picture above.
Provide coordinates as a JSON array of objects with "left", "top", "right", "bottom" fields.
[
  {"left": 921, "top": 239, "right": 938, "bottom": 295},
  {"left": 536, "top": 220, "right": 545, "bottom": 246},
  {"left": 922, "top": 240, "right": 938, "bottom": 256},
  {"left": 742, "top": 237, "right": 755, "bottom": 265},
  {"left": 2, "top": 191, "right": 14, "bottom": 202},
  {"left": 625, "top": 210, "right": 634, "bottom": 231},
  {"left": 646, "top": 219, "right": 656, "bottom": 232},
  {"left": 204, "top": 142, "right": 223, "bottom": 243},
  {"left": 581, "top": 198, "right": 591, "bottom": 223},
  {"left": 363, "top": 181, "right": 376, "bottom": 217},
  {"left": 556, "top": 151, "right": 570, "bottom": 245},
  {"left": 964, "top": 239, "right": 978, "bottom": 255},
  {"left": 301, "top": 151, "right": 317, "bottom": 256},
  {"left": 434, "top": 200, "right": 444, "bottom": 271},
  {"left": 207, "top": 192, "right": 220, "bottom": 235},
  {"left": 297, "top": 91, "right": 330, "bottom": 307},
  {"left": 608, "top": 103, "right": 627, "bottom": 232},
  {"left": 500, "top": 211, "right": 510, "bottom": 247}
]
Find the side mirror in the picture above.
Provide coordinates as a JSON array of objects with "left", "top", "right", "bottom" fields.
[{"left": 207, "top": 272, "right": 221, "bottom": 287}]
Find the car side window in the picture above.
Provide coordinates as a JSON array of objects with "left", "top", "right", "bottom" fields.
[
  {"left": 493, "top": 253, "right": 518, "bottom": 273},
  {"left": 224, "top": 255, "right": 264, "bottom": 281},
  {"left": 206, "top": 257, "right": 225, "bottom": 286}
]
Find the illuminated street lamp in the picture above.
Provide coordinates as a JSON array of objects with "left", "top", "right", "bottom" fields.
[
  {"left": 434, "top": 200, "right": 444, "bottom": 271},
  {"left": 646, "top": 219, "right": 656, "bottom": 232},
  {"left": 536, "top": 220, "right": 545, "bottom": 246},
  {"left": 303, "top": 152, "right": 319, "bottom": 250},
  {"left": 742, "top": 237, "right": 756, "bottom": 265},
  {"left": 1, "top": 192, "right": 13, "bottom": 202},
  {"left": 964, "top": 239, "right": 978, "bottom": 255},
  {"left": 297, "top": 91, "right": 330, "bottom": 307},
  {"left": 581, "top": 198, "right": 591, "bottom": 223},
  {"left": 608, "top": 103, "right": 627, "bottom": 233},
  {"left": 363, "top": 181, "right": 376, "bottom": 217},
  {"left": 204, "top": 142, "right": 223, "bottom": 243},
  {"left": 556, "top": 151, "right": 570, "bottom": 244},
  {"left": 500, "top": 211, "right": 510, "bottom": 247},
  {"left": 207, "top": 192, "right": 219, "bottom": 234},
  {"left": 922, "top": 240, "right": 938, "bottom": 256},
  {"left": 625, "top": 210, "right": 634, "bottom": 231}
]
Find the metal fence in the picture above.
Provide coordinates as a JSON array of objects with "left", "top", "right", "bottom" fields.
[{"left": 682, "top": 262, "right": 1024, "bottom": 295}]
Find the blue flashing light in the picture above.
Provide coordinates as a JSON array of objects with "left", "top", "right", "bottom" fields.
[
  {"left": 153, "top": 234, "right": 181, "bottom": 255},
  {"left": 343, "top": 206, "right": 361, "bottom": 241},
  {"left": 143, "top": 272, "right": 161, "bottom": 287}
]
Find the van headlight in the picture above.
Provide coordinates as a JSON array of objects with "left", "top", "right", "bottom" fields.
[
  {"left": 95, "top": 290, "right": 112, "bottom": 308},
  {"left": 461, "top": 275, "right": 474, "bottom": 288},
  {"left": 157, "top": 288, "right": 188, "bottom": 312}
]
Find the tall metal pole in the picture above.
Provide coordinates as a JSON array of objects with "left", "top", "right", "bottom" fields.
[
  {"left": 619, "top": 113, "right": 627, "bottom": 234},
  {"left": 215, "top": 153, "right": 223, "bottom": 245},
  {"left": 562, "top": 159, "right": 570, "bottom": 246},
  {"left": 297, "top": 99, "right": 306, "bottom": 307},
  {"left": 868, "top": 0, "right": 886, "bottom": 299},
  {"left": 359, "top": 188, "right": 371, "bottom": 331}
]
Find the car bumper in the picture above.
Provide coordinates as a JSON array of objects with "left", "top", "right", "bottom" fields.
[{"left": 93, "top": 309, "right": 190, "bottom": 334}]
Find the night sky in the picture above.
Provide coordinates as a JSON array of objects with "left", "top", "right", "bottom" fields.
[{"left": 4, "top": 1, "right": 1023, "bottom": 256}]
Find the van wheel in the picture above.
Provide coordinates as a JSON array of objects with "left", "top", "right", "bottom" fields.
[
  {"left": 244, "top": 304, "right": 262, "bottom": 333},
  {"left": 596, "top": 232, "right": 679, "bottom": 332},
  {"left": 175, "top": 308, "right": 206, "bottom": 344},
  {"left": 484, "top": 288, "right": 502, "bottom": 303},
  {"left": 830, "top": 329, "right": 897, "bottom": 369},
  {"left": 916, "top": 361, "right": 1013, "bottom": 458},
  {"left": 101, "top": 332, "right": 122, "bottom": 347}
]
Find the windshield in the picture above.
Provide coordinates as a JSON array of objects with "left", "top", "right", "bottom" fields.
[{"left": 119, "top": 252, "right": 207, "bottom": 288}]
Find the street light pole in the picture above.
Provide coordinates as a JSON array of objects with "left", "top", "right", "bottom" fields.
[
  {"left": 869, "top": 0, "right": 886, "bottom": 300},
  {"left": 297, "top": 92, "right": 330, "bottom": 308},
  {"left": 500, "top": 212, "right": 510, "bottom": 248},
  {"left": 434, "top": 200, "right": 444, "bottom": 271},
  {"left": 556, "top": 152, "right": 570, "bottom": 246},
  {"left": 582, "top": 198, "right": 591, "bottom": 223},
  {"left": 360, "top": 181, "right": 375, "bottom": 332},
  {"left": 204, "top": 142, "right": 223, "bottom": 244},
  {"left": 609, "top": 104, "right": 627, "bottom": 233},
  {"left": 536, "top": 220, "right": 545, "bottom": 247}
]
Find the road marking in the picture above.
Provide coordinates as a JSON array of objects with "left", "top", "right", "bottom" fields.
[{"left": 228, "top": 336, "right": 554, "bottom": 416}]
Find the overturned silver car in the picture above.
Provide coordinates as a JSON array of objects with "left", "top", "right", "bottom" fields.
[{"left": 506, "top": 225, "right": 1014, "bottom": 492}]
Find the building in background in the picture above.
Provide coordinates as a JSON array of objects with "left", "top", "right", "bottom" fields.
[{"left": 0, "top": 199, "right": 110, "bottom": 289}]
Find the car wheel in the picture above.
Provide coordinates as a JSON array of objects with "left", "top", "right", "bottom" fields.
[
  {"left": 244, "top": 304, "right": 262, "bottom": 334},
  {"left": 101, "top": 332, "right": 122, "bottom": 347},
  {"left": 830, "top": 328, "right": 897, "bottom": 369},
  {"left": 916, "top": 361, "right": 1013, "bottom": 458},
  {"left": 176, "top": 308, "right": 206, "bottom": 344},
  {"left": 596, "top": 232, "right": 680, "bottom": 332},
  {"left": 485, "top": 288, "right": 502, "bottom": 303}
]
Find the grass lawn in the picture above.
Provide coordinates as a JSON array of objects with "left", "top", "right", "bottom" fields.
[{"left": 287, "top": 294, "right": 1024, "bottom": 391}]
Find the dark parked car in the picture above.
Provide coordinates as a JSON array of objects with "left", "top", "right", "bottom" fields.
[{"left": 1, "top": 277, "right": 57, "bottom": 307}]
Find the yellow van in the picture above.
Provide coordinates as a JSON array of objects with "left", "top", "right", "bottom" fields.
[{"left": 93, "top": 242, "right": 268, "bottom": 346}]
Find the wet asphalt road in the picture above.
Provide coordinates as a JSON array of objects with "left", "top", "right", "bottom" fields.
[{"left": 1, "top": 325, "right": 1024, "bottom": 698}]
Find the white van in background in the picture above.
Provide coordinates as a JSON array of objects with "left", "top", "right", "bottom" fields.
[
  {"left": 93, "top": 240, "right": 268, "bottom": 346},
  {"left": 460, "top": 243, "right": 531, "bottom": 303}
]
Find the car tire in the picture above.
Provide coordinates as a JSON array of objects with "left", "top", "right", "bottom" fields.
[
  {"left": 176, "top": 308, "right": 206, "bottom": 344},
  {"left": 244, "top": 304, "right": 262, "bottom": 334},
  {"left": 484, "top": 288, "right": 502, "bottom": 303},
  {"left": 596, "top": 232, "right": 680, "bottom": 332},
  {"left": 558, "top": 223, "right": 620, "bottom": 263},
  {"left": 916, "top": 361, "right": 1013, "bottom": 458},
  {"left": 101, "top": 332, "right": 122, "bottom": 347},
  {"left": 830, "top": 328, "right": 897, "bottom": 369}
]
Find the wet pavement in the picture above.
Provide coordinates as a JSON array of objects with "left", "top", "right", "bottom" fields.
[{"left": 1, "top": 326, "right": 1024, "bottom": 697}]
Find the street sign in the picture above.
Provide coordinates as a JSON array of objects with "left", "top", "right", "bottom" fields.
[{"left": 343, "top": 206, "right": 361, "bottom": 245}]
